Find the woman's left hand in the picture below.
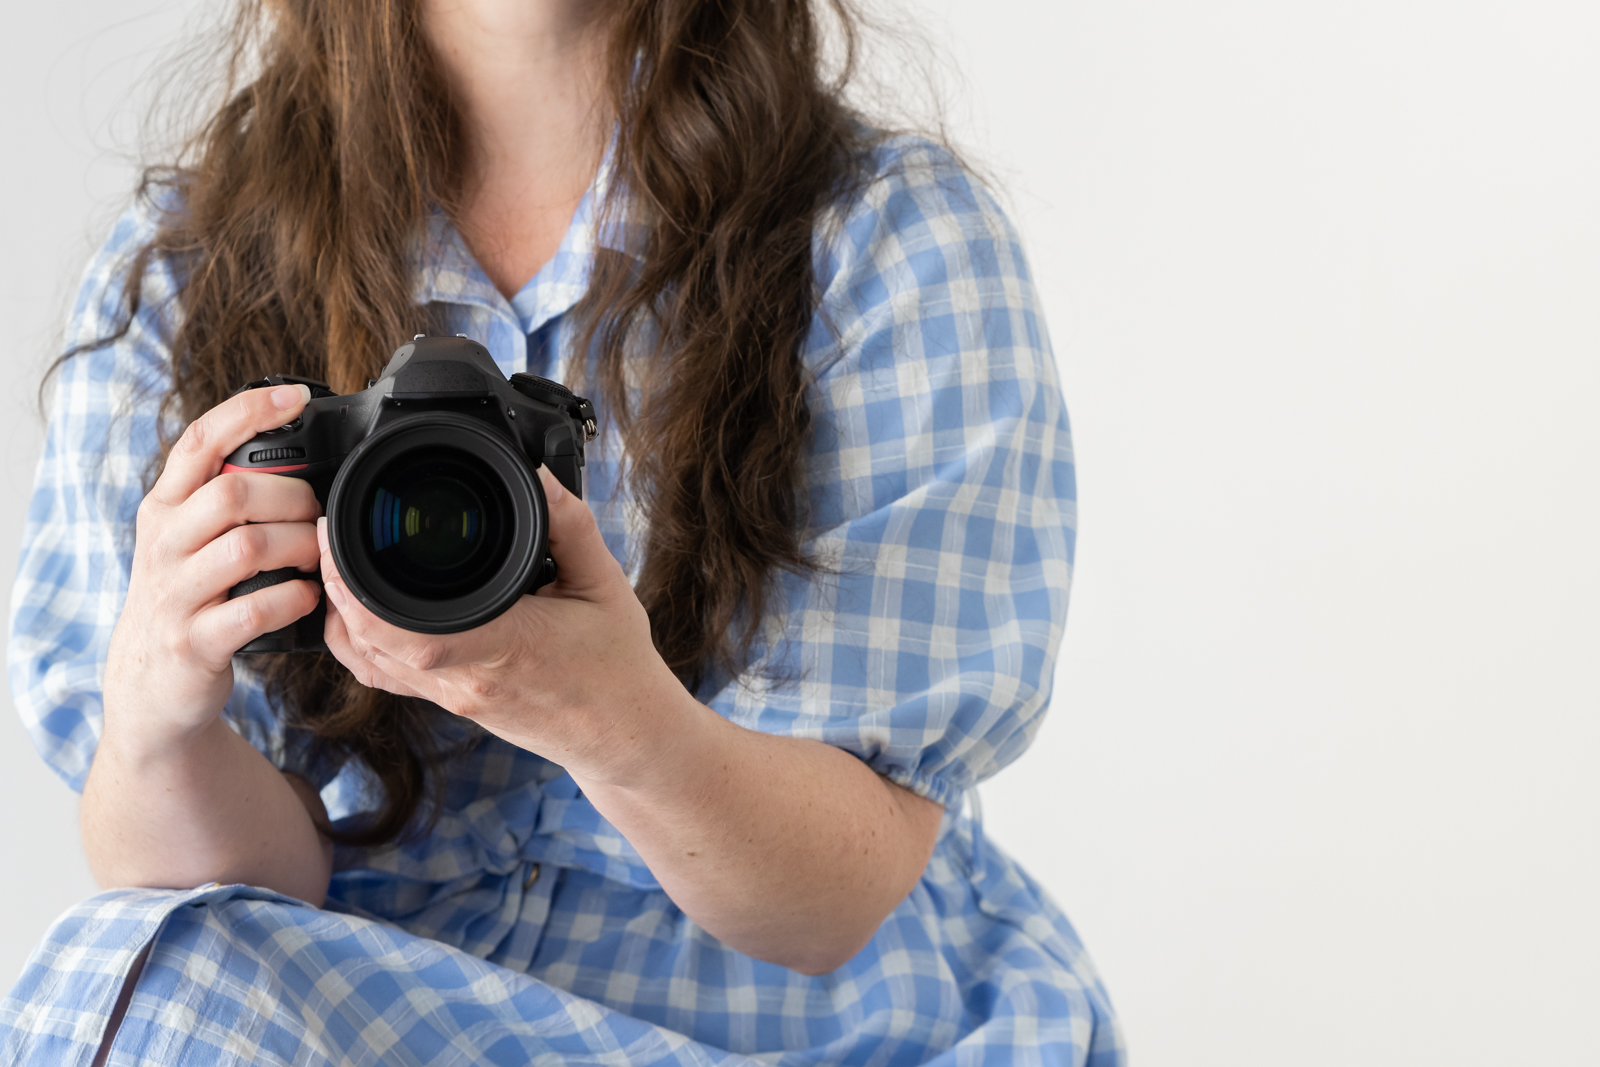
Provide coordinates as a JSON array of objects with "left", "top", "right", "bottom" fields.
[
  {"left": 319, "top": 466, "right": 694, "bottom": 785},
  {"left": 322, "top": 466, "right": 941, "bottom": 975}
]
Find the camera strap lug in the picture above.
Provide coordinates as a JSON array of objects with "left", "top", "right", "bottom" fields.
[{"left": 509, "top": 373, "right": 599, "bottom": 441}]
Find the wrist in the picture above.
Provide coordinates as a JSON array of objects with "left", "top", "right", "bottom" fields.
[
  {"left": 102, "top": 627, "right": 235, "bottom": 762},
  {"left": 566, "top": 674, "right": 734, "bottom": 794},
  {"left": 98, "top": 704, "right": 233, "bottom": 777}
]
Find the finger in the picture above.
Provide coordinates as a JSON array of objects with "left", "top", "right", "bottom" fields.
[
  {"left": 322, "top": 574, "right": 510, "bottom": 673},
  {"left": 167, "top": 473, "right": 321, "bottom": 555},
  {"left": 537, "top": 466, "right": 626, "bottom": 600},
  {"left": 323, "top": 581, "right": 441, "bottom": 700},
  {"left": 318, "top": 527, "right": 509, "bottom": 672},
  {"left": 182, "top": 521, "right": 322, "bottom": 610},
  {"left": 152, "top": 384, "right": 312, "bottom": 506},
  {"left": 186, "top": 576, "right": 321, "bottom": 668},
  {"left": 322, "top": 590, "right": 424, "bottom": 698}
]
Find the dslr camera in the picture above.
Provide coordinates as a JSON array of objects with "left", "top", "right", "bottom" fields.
[{"left": 224, "top": 335, "right": 597, "bottom": 653}]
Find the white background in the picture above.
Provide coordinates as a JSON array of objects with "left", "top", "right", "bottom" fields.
[{"left": 4, "top": 2, "right": 1597, "bottom": 1064}]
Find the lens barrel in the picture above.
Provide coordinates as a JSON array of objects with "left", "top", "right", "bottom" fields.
[{"left": 326, "top": 413, "right": 547, "bottom": 633}]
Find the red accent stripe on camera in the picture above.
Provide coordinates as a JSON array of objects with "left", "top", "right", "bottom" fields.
[{"left": 221, "top": 462, "right": 309, "bottom": 475}]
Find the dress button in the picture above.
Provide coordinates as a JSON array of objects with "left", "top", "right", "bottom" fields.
[{"left": 523, "top": 863, "right": 541, "bottom": 889}]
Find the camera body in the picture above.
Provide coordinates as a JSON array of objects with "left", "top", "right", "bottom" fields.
[{"left": 224, "top": 335, "right": 596, "bottom": 653}]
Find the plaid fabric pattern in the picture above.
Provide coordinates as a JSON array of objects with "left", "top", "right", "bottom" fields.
[{"left": 5, "top": 136, "right": 1123, "bottom": 1065}]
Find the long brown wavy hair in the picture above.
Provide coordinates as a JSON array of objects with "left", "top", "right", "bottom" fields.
[{"left": 62, "top": 0, "right": 880, "bottom": 844}]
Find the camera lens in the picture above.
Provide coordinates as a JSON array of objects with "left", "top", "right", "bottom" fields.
[
  {"left": 326, "top": 413, "right": 548, "bottom": 634},
  {"left": 363, "top": 449, "right": 511, "bottom": 600}
]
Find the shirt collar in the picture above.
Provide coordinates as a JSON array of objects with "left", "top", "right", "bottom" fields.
[{"left": 410, "top": 136, "right": 647, "bottom": 336}]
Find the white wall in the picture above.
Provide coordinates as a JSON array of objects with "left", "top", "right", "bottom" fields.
[
  {"left": 5, "top": 2, "right": 1597, "bottom": 1064},
  {"left": 0, "top": 0, "right": 207, "bottom": 990}
]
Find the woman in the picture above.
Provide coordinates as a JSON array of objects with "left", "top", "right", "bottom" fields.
[{"left": 4, "top": 0, "right": 1122, "bottom": 1063}]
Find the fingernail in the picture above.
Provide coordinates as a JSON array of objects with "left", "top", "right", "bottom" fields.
[
  {"left": 539, "top": 465, "right": 565, "bottom": 501},
  {"left": 325, "top": 581, "right": 348, "bottom": 611},
  {"left": 316, "top": 517, "right": 328, "bottom": 553},
  {"left": 271, "top": 384, "right": 312, "bottom": 409}
]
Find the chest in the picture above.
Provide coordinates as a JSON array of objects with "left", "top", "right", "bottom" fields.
[{"left": 454, "top": 191, "right": 588, "bottom": 301}]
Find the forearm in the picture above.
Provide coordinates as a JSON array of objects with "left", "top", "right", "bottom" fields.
[
  {"left": 82, "top": 714, "right": 333, "bottom": 905},
  {"left": 572, "top": 693, "right": 942, "bottom": 975},
  {"left": 316, "top": 469, "right": 942, "bottom": 972}
]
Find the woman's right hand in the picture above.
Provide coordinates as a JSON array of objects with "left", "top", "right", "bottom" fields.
[
  {"left": 102, "top": 382, "right": 323, "bottom": 748},
  {"left": 86, "top": 383, "right": 336, "bottom": 901}
]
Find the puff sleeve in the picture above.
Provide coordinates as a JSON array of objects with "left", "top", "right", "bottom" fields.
[
  {"left": 708, "top": 138, "right": 1076, "bottom": 809},
  {"left": 8, "top": 196, "right": 310, "bottom": 790}
]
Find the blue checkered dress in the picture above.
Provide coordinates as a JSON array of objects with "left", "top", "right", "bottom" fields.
[{"left": 4, "top": 136, "right": 1123, "bottom": 1066}]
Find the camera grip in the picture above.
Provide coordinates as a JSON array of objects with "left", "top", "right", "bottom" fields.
[{"left": 231, "top": 567, "right": 327, "bottom": 654}]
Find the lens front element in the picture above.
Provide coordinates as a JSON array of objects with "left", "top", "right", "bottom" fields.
[
  {"left": 365, "top": 449, "right": 510, "bottom": 600},
  {"left": 326, "top": 412, "right": 547, "bottom": 634}
]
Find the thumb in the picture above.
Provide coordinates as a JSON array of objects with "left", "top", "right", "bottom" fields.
[{"left": 537, "top": 466, "right": 625, "bottom": 600}]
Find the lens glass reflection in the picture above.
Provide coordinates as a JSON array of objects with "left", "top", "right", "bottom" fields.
[{"left": 361, "top": 448, "right": 511, "bottom": 600}]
